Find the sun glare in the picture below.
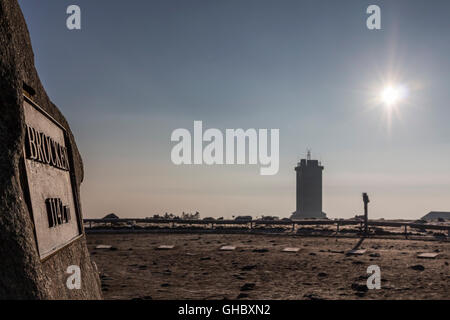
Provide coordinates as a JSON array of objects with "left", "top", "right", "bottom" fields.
[{"left": 380, "top": 85, "right": 407, "bottom": 107}]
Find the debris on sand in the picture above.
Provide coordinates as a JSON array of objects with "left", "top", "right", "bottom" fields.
[
  {"left": 346, "top": 249, "right": 366, "bottom": 256},
  {"left": 241, "top": 265, "right": 257, "bottom": 271},
  {"left": 88, "top": 233, "right": 449, "bottom": 300},
  {"left": 200, "top": 257, "right": 211, "bottom": 261},
  {"left": 351, "top": 283, "right": 368, "bottom": 293},
  {"left": 220, "top": 246, "right": 236, "bottom": 251},
  {"left": 410, "top": 264, "right": 425, "bottom": 271},
  {"left": 282, "top": 247, "right": 300, "bottom": 253},
  {"left": 417, "top": 253, "right": 439, "bottom": 259},
  {"left": 156, "top": 245, "right": 175, "bottom": 250},
  {"left": 96, "top": 245, "right": 112, "bottom": 250},
  {"left": 240, "top": 283, "right": 256, "bottom": 291}
]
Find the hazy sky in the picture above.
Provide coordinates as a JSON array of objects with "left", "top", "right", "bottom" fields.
[{"left": 19, "top": 0, "right": 450, "bottom": 219}]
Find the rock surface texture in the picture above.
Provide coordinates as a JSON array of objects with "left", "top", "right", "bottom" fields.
[{"left": 0, "top": 0, "right": 102, "bottom": 299}]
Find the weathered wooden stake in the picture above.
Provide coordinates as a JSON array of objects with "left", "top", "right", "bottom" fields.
[{"left": 362, "top": 193, "right": 370, "bottom": 235}]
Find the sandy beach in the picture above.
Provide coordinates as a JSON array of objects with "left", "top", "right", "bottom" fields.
[{"left": 87, "top": 233, "right": 449, "bottom": 300}]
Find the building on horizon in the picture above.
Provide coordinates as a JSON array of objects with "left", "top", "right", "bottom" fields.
[
  {"left": 291, "top": 151, "right": 327, "bottom": 219},
  {"left": 421, "top": 211, "right": 450, "bottom": 221}
]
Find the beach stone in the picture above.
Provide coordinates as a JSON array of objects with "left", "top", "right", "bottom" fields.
[
  {"left": 351, "top": 283, "right": 369, "bottom": 292},
  {"left": 0, "top": 0, "right": 101, "bottom": 299},
  {"left": 410, "top": 264, "right": 425, "bottom": 271},
  {"left": 346, "top": 249, "right": 366, "bottom": 256},
  {"left": 240, "top": 283, "right": 256, "bottom": 291},
  {"left": 220, "top": 245, "right": 236, "bottom": 251},
  {"left": 241, "top": 265, "right": 257, "bottom": 271},
  {"left": 96, "top": 245, "right": 112, "bottom": 250},
  {"left": 156, "top": 245, "right": 175, "bottom": 250}
]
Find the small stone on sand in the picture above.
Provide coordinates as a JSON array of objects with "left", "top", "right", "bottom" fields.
[
  {"left": 241, "top": 265, "right": 257, "bottom": 271},
  {"left": 220, "top": 246, "right": 236, "bottom": 251},
  {"left": 346, "top": 249, "right": 366, "bottom": 256},
  {"left": 240, "top": 283, "right": 255, "bottom": 291},
  {"left": 410, "top": 264, "right": 425, "bottom": 271},
  {"left": 417, "top": 253, "right": 439, "bottom": 259},
  {"left": 156, "top": 245, "right": 175, "bottom": 250},
  {"left": 96, "top": 245, "right": 112, "bottom": 249}
]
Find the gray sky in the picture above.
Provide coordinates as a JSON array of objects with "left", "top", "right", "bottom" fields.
[{"left": 19, "top": 0, "right": 450, "bottom": 219}]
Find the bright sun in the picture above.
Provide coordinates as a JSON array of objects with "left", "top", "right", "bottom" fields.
[{"left": 380, "top": 85, "right": 407, "bottom": 107}]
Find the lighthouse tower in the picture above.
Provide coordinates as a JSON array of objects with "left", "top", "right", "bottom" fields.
[{"left": 291, "top": 151, "right": 326, "bottom": 219}]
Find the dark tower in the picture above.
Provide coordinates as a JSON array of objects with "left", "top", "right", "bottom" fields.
[{"left": 291, "top": 151, "right": 326, "bottom": 219}]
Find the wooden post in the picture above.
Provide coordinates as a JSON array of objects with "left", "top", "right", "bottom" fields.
[
  {"left": 404, "top": 225, "right": 408, "bottom": 239},
  {"left": 336, "top": 222, "right": 340, "bottom": 234},
  {"left": 362, "top": 193, "right": 370, "bottom": 235}
]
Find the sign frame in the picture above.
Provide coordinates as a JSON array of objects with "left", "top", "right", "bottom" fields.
[{"left": 21, "top": 95, "right": 83, "bottom": 261}]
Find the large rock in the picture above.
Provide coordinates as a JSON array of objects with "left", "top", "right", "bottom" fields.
[{"left": 0, "top": 0, "right": 102, "bottom": 299}]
